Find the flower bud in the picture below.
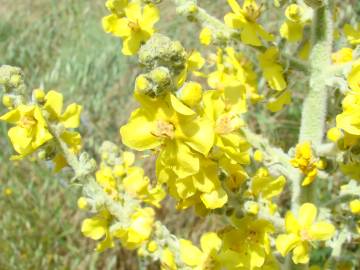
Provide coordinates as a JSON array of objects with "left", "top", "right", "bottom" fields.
[
  {"left": 33, "top": 88, "right": 45, "bottom": 102},
  {"left": 147, "top": 241, "right": 158, "bottom": 253},
  {"left": 77, "top": 197, "right": 89, "bottom": 210},
  {"left": 2, "top": 95, "right": 13, "bottom": 108},
  {"left": 254, "top": 150, "right": 264, "bottom": 162}
]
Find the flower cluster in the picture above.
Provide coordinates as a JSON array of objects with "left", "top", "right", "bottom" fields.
[{"left": 0, "top": 76, "right": 82, "bottom": 171}]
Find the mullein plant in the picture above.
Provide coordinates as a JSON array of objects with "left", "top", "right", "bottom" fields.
[{"left": 1, "top": 0, "right": 360, "bottom": 269}]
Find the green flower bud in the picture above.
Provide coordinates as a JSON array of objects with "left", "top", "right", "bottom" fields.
[{"left": 138, "top": 34, "right": 187, "bottom": 76}]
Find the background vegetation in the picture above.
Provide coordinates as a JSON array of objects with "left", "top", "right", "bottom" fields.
[{"left": 0, "top": 0, "right": 359, "bottom": 269}]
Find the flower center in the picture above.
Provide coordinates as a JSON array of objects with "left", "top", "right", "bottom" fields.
[
  {"left": 19, "top": 115, "right": 36, "bottom": 129},
  {"left": 128, "top": 20, "right": 140, "bottom": 32},
  {"left": 300, "top": 229, "right": 311, "bottom": 241},
  {"left": 215, "top": 114, "right": 240, "bottom": 135},
  {"left": 153, "top": 120, "right": 175, "bottom": 139},
  {"left": 243, "top": 4, "right": 261, "bottom": 22}
]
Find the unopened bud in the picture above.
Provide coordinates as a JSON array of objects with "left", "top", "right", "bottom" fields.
[
  {"left": 33, "top": 88, "right": 45, "bottom": 102},
  {"left": 2, "top": 95, "right": 13, "bottom": 108},
  {"left": 77, "top": 197, "right": 89, "bottom": 210}
]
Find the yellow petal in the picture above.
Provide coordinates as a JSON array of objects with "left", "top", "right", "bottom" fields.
[
  {"left": 122, "top": 35, "right": 142, "bottom": 56},
  {"left": 285, "top": 211, "right": 300, "bottom": 234},
  {"left": 298, "top": 203, "right": 317, "bottom": 229},
  {"left": 0, "top": 108, "right": 20, "bottom": 123},
  {"left": 292, "top": 242, "right": 309, "bottom": 264},
  {"left": 8, "top": 126, "right": 33, "bottom": 155},
  {"left": 227, "top": 0, "right": 242, "bottom": 13},
  {"left": 142, "top": 4, "right": 159, "bottom": 28},
  {"left": 199, "top": 27, "right": 212, "bottom": 45},
  {"left": 267, "top": 90, "right": 292, "bottom": 112},
  {"left": 120, "top": 109, "right": 161, "bottom": 151},
  {"left": 200, "top": 187, "right": 228, "bottom": 209},
  {"left": 275, "top": 234, "right": 300, "bottom": 257},
  {"left": 179, "top": 239, "right": 203, "bottom": 266},
  {"left": 180, "top": 117, "right": 215, "bottom": 156},
  {"left": 81, "top": 217, "right": 107, "bottom": 240},
  {"left": 169, "top": 94, "right": 195, "bottom": 116},
  {"left": 200, "top": 232, "right": 222, "bottom": 254},
  {"left": 60, "top": 103, "right": 82, "bottom": 128},
  {"left": 309, "top": 222, "right": 335, "bottom": 241},
  {"left": 44, "top": 90, "right": 63, "bottom": 118},
  {"left": 125, "top": 2, "right": 142, "bottom": 21}
]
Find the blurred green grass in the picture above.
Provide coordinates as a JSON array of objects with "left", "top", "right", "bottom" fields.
[{"left": 0, "top": 1, "right": 224, "bottom": 269}]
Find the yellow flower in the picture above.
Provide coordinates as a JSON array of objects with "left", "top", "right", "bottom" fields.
[
  {"left": 120, "top": 94, "right": 214, "bottom": 178},
  {"left": 122, "top": 165, "right": 165, "bottom": 207},
  {"left": 202, "top": 90, "right": 250, "bottom": 165},
  {"left": 253, "top": 149, "right": 263, "bottom": 162},
  {"left": 344, "top": 23, "right": 360, "bottom": 45},
  {"left": 350, "top": 199, "right": 360, "bottom": 214},
  {"left": 0, "top": 104, "right": 52, "bottom": 158},
  {"left": 332, "top": 48, "right": 353, "bottom": 64},
  {"left": 291, "top": 141, "right": 322, "bottom": 186},
  {"left": 275, "top": 203, "right": 335, "bottom": 264},
  {"left": 280, "top": 4, "right": 304, "bottom": 42},
  {"left": 224, "top": 0, "right": 274, "bottom": 46},
  {"left": 250, "top": 167, "right": 286, "bottom": 200},
  {"left": 199, "top": 27, "right": 212, "bottom": 45},
  {"left": 43, "top": 90, "right": 82, "bottom": 128},
  {"left": 220, "top": 217, "right": 274, "bottom": 269},
  {"left": 81, "top": 210, "right": 114, "bottom": 252},
  {"left": 180, "top": 232, "right": 222, "bottom": 270},
  {"left": 77, "top": 197, "right": 88, "bottom": 210},
  {"left": 102, "top": 3, "right": 159, "bottom": 55},
  {"left": 114, "top": 207, "right": 155, "bottom": 249},
  {"left": 258, "top": 47, "right": 287, "bottom": 91}
]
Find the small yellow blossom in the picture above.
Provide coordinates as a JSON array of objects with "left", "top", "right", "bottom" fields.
[
  {"left": 199, "top": 27, "right": 212, "bottom": 45},
  {"left": 344, "top": 23, "right": 360, "bottom": 45},
  {"left": 291, "top": 141, "right": 322, "bottom": 186},
  {"left": 327, "top": 127, "right": 342, "bottom": 142},
  {"left": 258, "top": 47, "right": 287, "bottom": 91},
  {"left": 102, "top": 3, "right": 159, "bottom": 55},
  {"left": 0, "top": 104, "right": 52, "bottom": 159},
  {"left": 250, "top": 167, "right": 286, "bottom": 200},
  {"left": 280, "top": 4, "right": 304, "bottom": 42},
  {"left": 77, "top": 197, "right": 88, "bottom": 210},
  {"left": 224, "top": 0, "right": 274, "bottom": 46},
  {"left": 220, "top": 217, "right": 274, "bottom": 269},
  {"left": 114, "top": 207, "right": 155, "bottom": 249},
  {"left": 81, "top": 210, "right": 114, "bottom": 252},
  {"left": 253, "top": 149, "right": 263, "bottom": 162},
  {"left": 276, "top": 203, "right": 335, "bottom": 264},
  {"left": 3, "top": 187, "right": 13, "bottom": 196},
  {"left": 350, "top": 199, "right": 360, "bottom": 214}
]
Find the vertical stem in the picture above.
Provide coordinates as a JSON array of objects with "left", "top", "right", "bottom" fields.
[
  {"left": 298, "top": 2, "right": 333, "bottom": 206},
  {"left": 287, "top": 3, "right": 333, "bottom": 270}
]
